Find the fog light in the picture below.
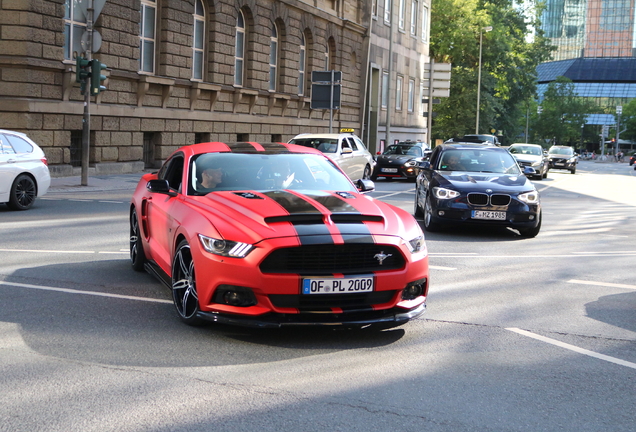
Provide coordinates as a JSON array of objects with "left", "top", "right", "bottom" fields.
[
  {"left": 529, "top": 215, "right": 535, "bottom": 220},
  {"left": 438, "top": 210, "right": 445, "bottom": 216},
  {"left": 213, "top": 285, "right": 257, "bottom": 307},
  {"left": 402, "top": 279, "right": 426, "bottom": 300}
]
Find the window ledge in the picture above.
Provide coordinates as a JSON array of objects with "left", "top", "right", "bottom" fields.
[
  {"left": 137, "top": 75, "right": 175, "bottom": 108},
  {"left": 267, "top": 93, "right": 291, "bottom": 116},
  {"left": 232, "top": 88, "right": 259, "bottom": 114},
  {"left": 190, "top": 81, "right": 222, "bottom": 111}
]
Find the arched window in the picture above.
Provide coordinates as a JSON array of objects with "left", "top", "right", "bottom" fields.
[
  {"left": 139, "top": 0, "right": 157, "bottom": 73},
  {"left": 269, "top": 22, "right": 279, "bottom": 91},
  {"left": 324, "top": 45, "right": 329, "bottom": 70},
  {"left": 64, "top": 0, "right": 86, "bottom": 60},
  {"left": 298, "top": 33, "right": 306, "bottom": 96},
  {"left": 192, "top": 0, "right": 205, "bottom": 80},
  {"left": 235, "top": 11, "right": 246, "bottom": 87}
]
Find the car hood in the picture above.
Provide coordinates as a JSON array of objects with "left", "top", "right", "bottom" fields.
[
  {"left": 377, "top": 154, "right": 415, "bottom": 163},
  {"left": 548, "top": 153, "right": 573, "bottom": 159},
  {"left": 433, "top": 171, "right": 534, "bottom": 193},
  {"left": 189, "top": 189, "right": 417, "bottom": 245},
  {"left": 512, "top": 154, "right": 542, "bottom": 163}
]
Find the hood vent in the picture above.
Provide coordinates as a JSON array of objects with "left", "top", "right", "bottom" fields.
[
  {"left": 265, "top": 214, "right": 324, "bottom": 225},
  {"left": 331, "top": 214, "right": 383, "bottom": 223}
]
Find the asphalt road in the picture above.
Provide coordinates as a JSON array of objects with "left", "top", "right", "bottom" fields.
[{"left": 1, "top": 160, "right": 635, "bottom": 432}]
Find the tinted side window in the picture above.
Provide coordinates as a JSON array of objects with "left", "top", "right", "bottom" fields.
[
  {"left": 158, "top": 154, "right": 184, "bottom": 191},
  {"left": 5, "top": 134, "right": 33, "bottom": 153},
  {"left": 342, "top": 137, "right": 355, "bottom": 150},
  {"left": 0, "top": 134, "right": 16, "bottom": 154}
]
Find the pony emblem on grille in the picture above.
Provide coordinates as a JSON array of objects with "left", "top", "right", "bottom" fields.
[{"left": 374, "top": 251, "right": 392, "bottom": 265}]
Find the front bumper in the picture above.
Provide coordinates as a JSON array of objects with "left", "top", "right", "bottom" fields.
[
  {"left": 374, "top": 165, "right": 418, "bottom": 179},
  {"left": 429, "top": 198, "right": 540, "bottom": 230},
  {"left": 549, "top": 159, "right": 575, "bottom": 169}
]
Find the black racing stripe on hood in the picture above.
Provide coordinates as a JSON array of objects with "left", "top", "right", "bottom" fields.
[
  {"left": 305, "top": 192, "right": 375, "bottom": 244},
  {"left": 262, "top": 191, "right": 333, "bottom": 245},
  {"left": 259, "top": 143, "right": 292, "bottom": 153},
  {"left": 228, "top": 142, "right": 262, "bottom": 153},
  {"left": 303, "top": 192, "right": 358, "bottom": 213}
]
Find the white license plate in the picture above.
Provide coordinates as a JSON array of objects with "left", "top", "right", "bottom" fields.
[
  {"left": 555, "top": 163, "right": 564, "bottom": 166},
  {"left": 381, "top": 168, "right": 398, "bottom": 173},
  {"left": 472, "top": 210, "right": 506, "bottom": 220},
  {"left": 302, "top": 276, "right": 374, "bottom": 295}
]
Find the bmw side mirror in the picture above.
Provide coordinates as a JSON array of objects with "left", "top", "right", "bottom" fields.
[
  {"left": 147, "top": 179, "right": 177, "bottom": 196},
  {"left": 356, "top": 179, "right": 375, "bottom": 193}
]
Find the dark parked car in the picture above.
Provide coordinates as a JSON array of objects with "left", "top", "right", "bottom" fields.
[
  {"left": 372, "top": 141, "right": 430, "bottom": 181},
  {"left": 547, "top": 145, "right": 577, "bottom": 174},
  {"left": 508, "top": 143, "right": 549, "bottom": 180},
  {"left": 629, "top": 154, "right": 635, "bottom": 166},
  {"left": 414, "top": 143, "right": 541, "bottom": 237}
]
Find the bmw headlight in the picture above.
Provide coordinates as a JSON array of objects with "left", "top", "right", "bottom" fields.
[
  {"left": 432, "top": 186, "right": 460, "bottom": 199},
  {"left": 199, "top": 234, "right": 254, "bottom": 258},
  {"left": 518, "top": 191, "right": 539, "bottom": 204}
]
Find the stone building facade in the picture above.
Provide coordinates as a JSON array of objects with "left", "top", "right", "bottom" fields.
[{"left": 0, "top": 0, "right": 370, "bottom": 175}]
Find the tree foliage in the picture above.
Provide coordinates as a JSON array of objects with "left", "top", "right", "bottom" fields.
[
  {"left": 618, "top": 99, "right": 636, "bottom": 142},
  {"left": 430, "top": 0, "right": 554, "bottom": 143}
]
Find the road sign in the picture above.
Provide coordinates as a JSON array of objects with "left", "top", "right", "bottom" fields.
[
  {"left": 312, "top": 71, "right": 341, "bottom": 83},
  {"left": 79, "top": 0, "right": 107, "bottom": 21},
  {"left": 617, "top": 106, "right": 622, "bottom": 114},
  {"left": 80, "top": 29, "right": 102, "bottom": 53},
  {"left": 310, "top": 83, "right": 341, "bottom": 109}
]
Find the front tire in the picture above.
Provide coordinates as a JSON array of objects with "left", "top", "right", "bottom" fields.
[
  {"left": 519, "top": 212, "right": 542, "bottom": 238},
  {"left": 570, "top": 166, "right": 576, "bottom": 174},
  {"left": 363, "top": 165, "right": 371, "bottom": 180},
  {"left": 414, "top": 187, "right": 424, "bottom": 218},
  {"left": 423, "top": 196, "right": 441, "bottom": 232},
  {"left": 172, "top": 240, "right": 204, "bottom": 326},
  {"left": 130, "top": 209, "right": 147, "bottom": 271},
  {"left": 8, "top": 174, "right": 37, "bottom": 210}
]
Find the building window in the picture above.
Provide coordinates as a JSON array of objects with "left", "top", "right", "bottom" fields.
[
  {"left": 382, "top": 71, "right": 389, "bottom": 108},
  {"left": 372, "top": 0, "right": 378, "bottom": 17},
  {"left": 269, "top": 22, "right": 279, "bottom": 91},
  {"left": 384, "top": 0, "right": 391, "bottom": 23},
  {"left": 420, "top": 83, "right": 426, "bottom": 115},
  {"left": 139, "top": 0, "right": 156, "bottom": 73},
  {"left": 421, "top": 5, "right": 429, "bottom": 42},
  {"left": 298, "top": 34, "right": 306, "bottom": 96},
  {"left": 396, "top": 75, "right": 403, "bottom": 110},
  {"left": 235, "top": 10, "right": 246, "bottom": 87},
  {"left": 408, "top": 79, "right": 415, "bottom": 112},
  {"left": 64, "top": 0, "right": 87, "bottom": 60},
  {"left": 192, "top": 0, "right": 205, "bottom": 80},
  {"left": 410, "top": 0, "right": 418, "bottom": 36},
  {"left": 70, "top": 130, "right": 83, "bottom": 167},
  {"left": 398, "top": 0, "right": 405, "bottom": 30},
  {"left": 324, "top": 45, "right": 330, "bottom": 70}
]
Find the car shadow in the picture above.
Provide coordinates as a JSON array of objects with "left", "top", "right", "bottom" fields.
[
  {"left": 415, "top": 220, "right": 524, "bottom": 242},
  {"left": 2, "top": 259, "right": 407, "bottom": 368},
  {"left": 585, "top": 291, "right": 636, "bottom": 333}
]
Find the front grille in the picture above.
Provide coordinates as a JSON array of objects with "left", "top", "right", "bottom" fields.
[
  {"left": 260, "top": 244, "right": 405, "bottom": 275},
  {"left": 467, "top": 193, "right": 510, "bottom": 206},
  {"left": 491, "top": 194, "right": 511, "bottom": 206},
  {"left": 467, "top": 193, "right": 488, "bottom": 205},
  {"left": 269, "top": 290, "right": 397, "bottom": 311}
]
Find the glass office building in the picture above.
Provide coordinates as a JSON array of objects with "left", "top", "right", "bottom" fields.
[{"left": 537, "top": 0, "right": 636, "bottom": 111}]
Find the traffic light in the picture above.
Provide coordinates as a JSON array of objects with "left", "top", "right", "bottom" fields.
[
  {"left": 90, "top": 59, "right": 107, "bottom": 95},
  {"left": 75, "top": 56, "right": 90, "bottom": 95}
]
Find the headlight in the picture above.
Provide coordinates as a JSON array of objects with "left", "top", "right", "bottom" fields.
[
  {"left": 518, "top": 191, "right": 539, "bottom": 204},
  {"left": 407, "top": 235, "right": 425, "bottom": 253},
  {"left": 432, "top": 186, "right": 460, "bottom": 199},
  {"left": 198, "top": 234, "right": 254, "bottom": 258},
  {"left": 404, "top": 160, "right": 417, "bottom": 167}
]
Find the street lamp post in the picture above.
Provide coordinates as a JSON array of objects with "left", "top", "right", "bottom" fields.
[{"left": 475, "top": 26, "right": 492, "bottom": 134}]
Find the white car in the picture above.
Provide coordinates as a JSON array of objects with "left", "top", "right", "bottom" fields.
[
  {"left": 288, "top": 131, "right": 376, "bottom": 180},
  {"left": 0, "top": 129, "right": 51, "bottom": 210}
]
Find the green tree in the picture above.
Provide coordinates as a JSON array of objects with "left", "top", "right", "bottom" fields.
[
  {"left": 618, "top": 99, "right": 636, "bottom": 142},
  {"left": 531, "top": 77, "right": 596, "bottom": 145},
  {"left": 430, "top": 0, "right": 554, "bottom": 143}
]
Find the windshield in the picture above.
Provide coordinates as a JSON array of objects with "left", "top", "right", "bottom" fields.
[
  {"left": 289, "top": 138, "right": 338, "bottom": 153},
  {"left": 438, "top": 149, "right": 521, "bottom": 174},
  {"left": 383, "top": 145, "right": 422, "bottom": 157},
  {"left": 509, "top": 145, "right": 542, "bottom": 156},
  {"left": 549, "top": 147, "right": 573, "bottom": 156},
  {"left": 188, "top": 152, "right": 355, "bottom": 195}
]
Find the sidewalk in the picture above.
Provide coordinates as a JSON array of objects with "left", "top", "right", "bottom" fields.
[{"left": 49, "top": 172, "right": 149, "bottom": 193}]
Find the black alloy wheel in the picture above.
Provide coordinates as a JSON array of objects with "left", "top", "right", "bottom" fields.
[
  {"left": 172, "top": 240, "right": 203, "bottom": 326},
  {"left": 8, "top": 174, "right": 37, "bottom": 210},
  {"left": 423, "top": 195, "right": 441, "bottom": 232},
  {"left": 130, "top": 209, "right": 147, "bottom": 271},
  {"left": 363, "top": 165, "right": 372, "bottom": 180},
  {"left": 413, "top": 186, "right": 424, "bottom": 218}
]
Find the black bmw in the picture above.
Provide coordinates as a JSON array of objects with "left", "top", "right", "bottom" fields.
[{"left": 414, "top": 143, "right": 542, "bottom": 237}]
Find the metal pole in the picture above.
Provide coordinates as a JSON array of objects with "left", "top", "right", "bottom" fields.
[
  {"left": 81, "top": 0, "right": 94, "bottom": 186},
  {"left": 615, "top": 112, "right": 621, "bottom": 158},
  {"left": 475, "top": 29, "right": 483, "bottom": 134},
  {"left": 427, "top": 60, "right": 434, "bottom": 146},
  {"left": 385, "top": 0, "right": 394, "bottom": 147},
  {"left": 329, "top": 70, "right": 334, "bottom": 133}
]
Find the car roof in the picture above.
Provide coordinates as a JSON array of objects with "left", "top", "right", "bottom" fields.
[
  {"left": 510, "top": 143, "right": 542, "bottom": 147},
  {"left": 291, "top": 133, "right": 358, "bottom": 139},
  {"left": 176, "top": 142, "right": 324, "bottom": 156},
  {"left": 438, "top": 143, "right": 505, "bottom": 150}
]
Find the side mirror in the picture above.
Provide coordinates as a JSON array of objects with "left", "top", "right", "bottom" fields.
[
  {"left": 341, "top": 147, "right": 353, "bottom": 155},
  {"left": 356, "top": 179, "right": 375, "bottom": 193},
  {"left": 147, "top": 179, "right": 177, "bottom": 196},
  {"left": 523, "top": 166, "right": 537, "bottom": 176},
  {"left": 418, "top": 161, "right": 431, "bottom": 169}
]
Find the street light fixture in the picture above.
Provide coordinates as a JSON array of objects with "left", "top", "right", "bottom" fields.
[{"left": 475, "top": 25, "right": 493, "bottom": 134}]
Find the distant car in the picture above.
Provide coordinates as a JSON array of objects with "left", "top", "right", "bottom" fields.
[
  {"left": 372, "top": 141, "right": 430, "bottom": 182},
  {"left": 547, "top": 145, "right": 577, "bottom": 174},
  {"left": 130, "top": 142, "right": 429, "bottom": 328},
  {"left": 508, "top": 143, "right": 549, "bottom": 180},
  {"left": 288, "top": 132, "right": 375, "bottom": 181},
  {"left": 414, "top": 143, "right": 541, "bottom": 237},
  {"left": 0, "top": 129, "right": 50, "bottom": 210}
]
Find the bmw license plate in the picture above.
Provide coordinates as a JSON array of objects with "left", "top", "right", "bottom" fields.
[
  {"left": 302, "top": 276, "right": 374, "bottom": 295},
  {"left": 381, "top": 168, "right": 398, "bottom": 173},
  {"left": 472, "top": 210, "right": 506, "bottom": 220},
  {"left": 555, "top": 163, "right": 564, "bottom": 166}
]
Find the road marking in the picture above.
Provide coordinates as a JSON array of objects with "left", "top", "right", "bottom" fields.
[
  {"left": 0, "top": 248, "right": 96, "bottom": 254},
  {"left": 567, "top": 279, "right": 636, "bottom": 290},
  {"left": 428, "top": 253, "right": 636, "bottom": 258},
  {"left": 572, "top": 251, "right": 636, "bottom": 254},
  {"left": 429, "top": 265, "right": 456, "bottom": 271},
  {"left": 429, "top": 253, "right": 477, "bottom": 256},
  {"left": 0, "top": 281, "right": 172, "bottom": 304},
  {"left": 374, "top": 188, "right": 415, "bottom": 198},
  {"left": 506, "top": 327, "right": 636, "bottom": 370}
]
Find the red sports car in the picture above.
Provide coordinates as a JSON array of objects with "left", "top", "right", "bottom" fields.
[{"left": 130, "top": 142, "right": 429, "bottom": 328}]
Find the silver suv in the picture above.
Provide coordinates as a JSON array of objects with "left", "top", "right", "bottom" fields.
[{"left": 288, "top": 131, "right": 376, "bottom": 180}]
